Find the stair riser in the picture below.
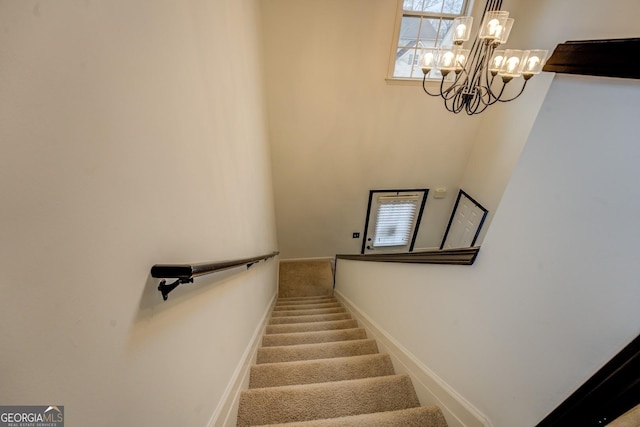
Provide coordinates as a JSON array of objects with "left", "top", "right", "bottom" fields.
[
  {"left": 262, "top": 328, "right": 366, "bottom": 347},
  {"left": 257, "top": 339, "right": 378, "bottom": 364},
  {"left": 276, "top": 296, "right": 335, "bottom": 303},
  {"left": 271, "top": 307, "right": 346, "bottom": 317},
  {"left": 269, "top": 313, "right": 351, "bottom": 325},
  {"left": 273, "top": 302, "right": 342, "bottom": 311},
  {"left": 266, "top": 319, "right": 358, "bottom": 335},
  {"left": 265, "top": 407, "right": 448, "bottom": 427}
]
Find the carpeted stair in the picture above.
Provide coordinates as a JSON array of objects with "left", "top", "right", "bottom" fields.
[{"left": 237, "top": 295, "right": 448, "bottom": 426}]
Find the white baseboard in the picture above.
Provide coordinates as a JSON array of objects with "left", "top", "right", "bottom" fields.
[
  {"left": 335, "top": 290, "right": 492, "bottom": 427},
  {"left": 207, "top": 291, "right": 277, "bottom": 427}
]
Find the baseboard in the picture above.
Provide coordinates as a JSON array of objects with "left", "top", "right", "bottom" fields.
[
  {"left": 207, "top": 291, "right": 277, "bottom": 427},
  {"left": 335, "top": 290, "right": 492, "bottom": 427},
  {"left": 279, "top": 256, "right": 335, "bottom": 263}
]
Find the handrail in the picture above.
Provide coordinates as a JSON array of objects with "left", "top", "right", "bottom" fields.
[
  {"left": 151, "top": 251, "right": 279, "bottom": 301},
  {"left": 336, "top": 247, "right": 480, "bottom": 265}
]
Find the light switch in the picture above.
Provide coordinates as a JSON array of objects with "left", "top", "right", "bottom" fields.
[{"left": 434, "top": 188, "right": 447, "bottom": 199}]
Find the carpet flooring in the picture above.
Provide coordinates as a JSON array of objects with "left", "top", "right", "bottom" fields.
[{"left": 237, "top": 295, "right": 448, "bottom": 426}]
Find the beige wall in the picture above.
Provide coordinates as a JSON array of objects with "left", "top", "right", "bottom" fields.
[
  {"left": 461, "top": 0, "right": 640, "bottom": 244},
  {"left": 263, "top": 0, "right": 640, "bottom": 257},
  {"left": 0, "top": 0, "right": 277, "bottom": 425},
  {"left": 261, "top": 0, "right": 483, "bottom": 258},
  {"left": 337, "top": 73, "right": 640, "bottom": 426}
]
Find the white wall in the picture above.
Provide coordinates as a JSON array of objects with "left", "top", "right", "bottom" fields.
[
  {"left": 0, "top": 1, "right": 277, "bottom": 426},
  {"left": 260, "top": 0, "right": 483, "bottom": 258},
  {"left": 460, "top": 0, "right": 640, "bottom": 244},
  {"left": 336, "top": 73, "right": 640, "bottom": 426}
]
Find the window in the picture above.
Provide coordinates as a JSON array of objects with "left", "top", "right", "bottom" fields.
[
  {"left": 373, "top": 195, "right": 420, "bottom": 247},
  {"left": 388, "top": 0, "right": 470, "bottom": 80},
  {"left": 361, "top": 189, "right": 428, "bottom": 254}
]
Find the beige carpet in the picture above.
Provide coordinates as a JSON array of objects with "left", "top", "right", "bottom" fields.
[
  {"left": 278, "top": 261, "right": 334, "bottom": 298},
  {"left": 237, "top": 295, "right": 448, "bottom": 426}
]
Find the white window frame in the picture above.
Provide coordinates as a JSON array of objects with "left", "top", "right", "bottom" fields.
[
  {"left": 361, "top": 189, "right": 428, "bottom": 254},
  {"left": 372, "top": 194, "right": 421, "bottom": 248},
  {"left": 386, "top": 0, "right": 473, "bottom": 83}
]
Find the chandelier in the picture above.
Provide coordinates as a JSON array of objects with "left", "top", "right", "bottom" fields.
[{"left": 421, "top": 0, "right": 548, "bottom": 115}]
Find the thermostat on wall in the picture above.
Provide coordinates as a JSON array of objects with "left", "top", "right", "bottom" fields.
[{"left": 434, "top": 188, "right": 447, "bottom": 199}]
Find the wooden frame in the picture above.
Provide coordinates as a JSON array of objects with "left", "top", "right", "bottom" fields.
[{"left": 543, "top": 38, "right": 640, "bottom": 79}]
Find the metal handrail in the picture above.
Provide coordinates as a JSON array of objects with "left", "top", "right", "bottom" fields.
[{"left": 151, "top": 251, "right": 279, "bottom": 301}]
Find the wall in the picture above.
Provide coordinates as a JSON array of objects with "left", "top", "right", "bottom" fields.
[
  {"left": 260, "top": 0, "right": 483, "bottom": 258},
  {"left": 460, "top": 0, "right": 640, "bottom": 244},
  {"left": 336, "top": 73, "right": 640, "bottom": 426},
  {"left": 0, "top": 1, "right": 277, "bottom": 426}
]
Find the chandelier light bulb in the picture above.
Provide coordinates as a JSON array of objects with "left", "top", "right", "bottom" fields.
[
  {"left": 420, "top": 47, "right": 440, "bottom": 75},
  {"left": 521, "top": 49, "right": 549, "bottom": 79},
  {"left": 455, "top": 49, "right": 470, "bottom": 73},
  {"left": 438, "top": 47, "right": 457, "bottom": 75},
  {"left": 479, "top": 11, "right": 509, "bottom": 40},
  {"left": 506, "top": 57, "right": 519, "bottom": 72},
  {"left": 452, "top": 16, "right": 474, "bottom": 44},
  {"left": 489, "top": 49, "right": 506, "bottom": 75},
  {"left": 457, "top": 24, "right": 467, "bottom": 38},
  {"left": 498, "top": 49, "right": 527, "bottom": 81}
]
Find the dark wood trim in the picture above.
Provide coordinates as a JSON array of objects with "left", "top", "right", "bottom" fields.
[
  {"left": 543, "top": 38, "right": 640, "bottom": 79},
  {"left": 410, "top": 189, "right": 429, "bottom": 252},
  {"left": 536, "top": 333, "right": 640, "bottom": 427},
  {"left": 360, "top": 189, "right": 429, "bottom": 255},
  {"left": 440, "top": 189, "right": 488, "bottom": 250},
  {"left": 338, "top": 246, "right": 479, "bottom": 265},
  {"left": 360, "top": 191, "right": 375, "bottom": 255}
]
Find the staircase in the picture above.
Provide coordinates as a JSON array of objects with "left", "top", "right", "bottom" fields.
[{"left": 237, "top": 295, "right": 448, "bottom": 426}]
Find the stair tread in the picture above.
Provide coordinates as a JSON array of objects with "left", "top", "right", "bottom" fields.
[
  {"left": 266, "top": 319, "right": 358, "bottom": 335},
  {"left": 249, "top": 353, "right": 395, "bottom": 388},
  {"left": 237, "top": 374, "right": 420, "bottom": 426},
  {"left": 257, "top": 338, "right": 378, "bottom": 364},
  {"left": 264, "top": 406, "right": 448, "bottom": 427},
  {"left": 269, "top": 313, "right": 351, "bottom": 325}
]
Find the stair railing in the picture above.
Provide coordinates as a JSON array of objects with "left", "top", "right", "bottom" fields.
[
  {"left": 151, "top": 251, "right": 279, "bottom": 301},
  {"left": 336, "top": 246, "right": 479, "bottom": 265}
]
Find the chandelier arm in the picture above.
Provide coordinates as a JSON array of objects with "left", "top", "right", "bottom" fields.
[
  {"left": 444, "top": 85, "right": 467, "bottom": 113},
  {"left": 483, "top": 80, "right": 508, "bottom": 106},
  {"left": 476, "top": 56, "right": 504, "bottom": 105},
  {"left": 484, "top": 70, "right": 503, "bottom": 102},
  {"left": 422, "top": 74, "right": 443, "bottom": 97},
  {"left": 469, "top": 88, "right": 486, "bottom": 114},
  {"left": 479, "top": 44, "right": 504, "bottom": 102},
  {"left": 439, "top": 76, "right": 463, "bottom": 100},
  {"left": 442, "top": 81, "right": 466, "bottom": 101},
  {"left": 452, "top": 91, "right": 467, "bottom": 114},
  {"left": 497, "top": 79, "right": 529, "bottom": 102},
  {"left": 471, "top": 99, "right": 493, "bottom": 115},
  {"left": 443, "top": 95, "right": 458, "bottom": 113}
]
